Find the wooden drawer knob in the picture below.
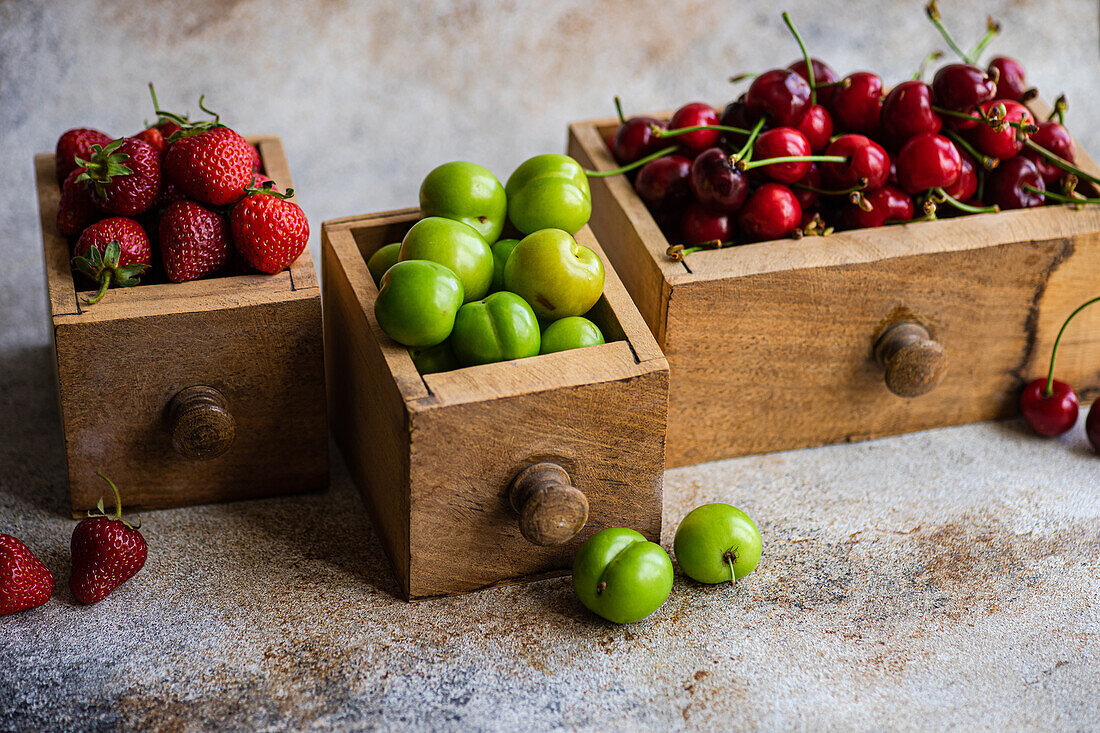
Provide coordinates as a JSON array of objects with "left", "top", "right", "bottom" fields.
[
  {"left": 509, "top": 463, "right": 589, "bottom": 546},
  {"left": 874, "top": 321, "right": 947, "bottom": 398},
  {"left": 167, "top": 386, "right": 236, "bottom": 460}
]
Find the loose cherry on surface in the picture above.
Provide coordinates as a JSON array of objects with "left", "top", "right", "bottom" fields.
[
  {"left": 688, "top": 147, "right": 750, "bottom": 214},
  {"left": 881, "top": 81, "right": 942, "bottom": 147},
  {"left": 821, "top": 134, "right": 890, "bottom": 190},
  {"left": 668, "top": 102, "right": 721, "bottom": 156},
  {"left": 745, "top": 68, "right": 811, "bottom": 128},
  {"left": 613, "top": 116, "right": 668, "bottom": 165},
  {"left": 842, "top": 183, "right": 914, "bottom": 228},
  {"left": 681, "top": 201, "right": 734, "bottom": 246},
  {"left": 737, "top": 183, "right": 802, "bottom": 242},
  {"left": 1086, "top": 402, "right": 1100, "bottom": 453},
  {"left": 941, "top": 150, "right": 978, "bottom": 202},
  {"left": 1024, "top": 121, "right": 1076, "bottom": 184},
  {"left": 984, "top": 155, "right": 1045, "bottom": 210},
  {"left": 828, "top": 72, "right": 884, "bottom": 135},
  {"left": 787, "top": 58, "right": 839, "bottom": 106},
  {"left": 751, "top": 127, "right": 814, "bottom": 183},
  {"left": 895, "top": 132, "right": 961, "bottom": 194},
  {"left": 796, "top": 104, "right": 834, "bottom": 153},
  {"left": 988, "top": 56, "right": 1034, "bottom": 101},
  {"left": 634, "top": 154, "right": 693, "bottom": 211},
  {"left": 968, "top": 100, "right": 1033, "bottom": 160},
  {"left": 930, "top": 64, "right": 997, "bottom": 129}
]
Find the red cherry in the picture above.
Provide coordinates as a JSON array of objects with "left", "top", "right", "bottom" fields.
[
  {"left": 689, "top": 148, "right": 749, "bottom": 213},
  {"left": 634, "top": 155, "right": 692, "bottom": 211},
  {"left": 1020, "top": 378, "right": 1079, "bottom": 437},
  {"left": 787, "top": 58, "right": 840, "bottom": 106},
  {"left": 843, "top": 184, "right": 914, "bottom": 229},
  {"left": 612, "top": 117, "right": 667, "bottom": 165},
  {"left": 669, "top": 103, "right": 720, "bottom": 156},
  {"left": 791, "top": 164, "right": 822, "bottom": 210},
  {"left": 745, "top": 69, "right": 811, "bottom": 127},
  {"left": 796, "top": 104, "right": 834, "bottom": 153},
  {"left": 941, "top": 151, "right": 978, "bottom": 202},
  {"left": 681, "top": 201, "right": 734, "bottom": 245},
  {"left": 752, "top": 127, "right": 813, "bottom": 184},
  {"left": 881, "top": 81, "right": 942, "bottom": 147},
  {"left": 737, "top": 183, "right": 802, "bottom": 242},
  {"left": 718, "top": 96, "right": 752, "bottom": 148},
  {"left": 988, "top": 56, "right": 1031, "bottom": 102},
  {"left": 968, "top": 100, "right": 1033, "bottom": 160},
  {"left": 984, "top": 156, "right": 1044, "bottom": 210},
  {"left": 828, "top": 72, "right": 883, "bottom": 135},
  {"left": 931, "top": 64, "right": 997, "bottom": 129},
  {"left": 1024, "top": 121, "right": 1076, "bottom": 184},
  {"left": 895, "top": 133, "right": 961, "bottom": 194},
  {"left": 821, "top": 134, "right": 890, "bottom": 190},
  {"left": 1086, "top": 401, "right": 1100, "bottom": 453}
]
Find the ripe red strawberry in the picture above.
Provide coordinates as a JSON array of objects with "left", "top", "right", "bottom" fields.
[
  {"left": 0, "top": 535, "right": 55, "bottom": 616},
  {"left": 247, "top": 143, "right": 262, "bottom": 172},
  {"left": 230, "top": 184, "right": 309, "bottom": 273},
  {"left": 135, "top": 84, "right": 184, "bottom": 156},
  {"left": 153, "top": 179, "right": 188, "bottom": 211},
  {"left": 165, "top": 126, "right": 256, "bottom": 206},
  {"left": 56, "top": 127, "right": 112, "bottom": 184},
  {"left": 160, "top": 200, "right": 231, "bottom": 282},
  {"left": 76, "top": 138, "right": 161, "bottom": 217},
  {"left": 133, "top": 126, "right": 167, "bottom": 155},
  {"left": 56, "top": 169, "right": 102, "bottom": 237},
  {"left": 73, "top": 217, "right": 151, "bottom": 303},
  {"left": 70, "top": 473, "right": 147, "bottom": 606}
]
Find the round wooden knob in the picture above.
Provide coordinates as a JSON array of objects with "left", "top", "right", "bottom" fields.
[
  {"left": 509, "top": 463, "right": 589, "bottom": 546},
  {"left": 167, "top": 386, "right": 236, "bottom": 460},
  {"left": 874, "top": 321, "right": 947, "bottom": 397}
]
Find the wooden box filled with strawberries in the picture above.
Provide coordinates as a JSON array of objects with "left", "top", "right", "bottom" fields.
[
  {"left": 567, "top": 8, "right": 1100, "bottom": 467},
  {"left": 35, "top": 91, "right": 328, "bottom": 513},
  {"left": 322, "top": 155, "right": 669, "bottom": 599}
]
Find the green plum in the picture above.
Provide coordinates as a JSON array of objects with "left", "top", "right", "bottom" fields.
[
  {"left": 419, "top": 161, "right": 507, "bottom": 244},
  {"left": 409, "top": 341, "right": 459, "bottom": 375},
  {"left": 449, "top": 291, "right": 540, "bottom": 366},
  {"left": 489, "top": 238, "right": 520, "bottom": 292},
  {"left": 399, "top": 217, "right": 494, "bottom": 303},
  {"left": 505, "top": 153, "right": 592, "bottom": 235},
  {"left": 573, "top": 527, "right": 674, "bottom": 624},
  {"left": 540, "top": 316, "right": 605, "bottom": 355},
  {"left": 374, "top": 260, "right": 463, "bottom": 348},
  {"left": 503, "top": 229, "right": 605, "bottom": 321},
  {"left": 673, "top": 503, "right": 762, "bottom": 585},
  {"left": 367, "top": 242, "right": 401, "bottom": 286}
]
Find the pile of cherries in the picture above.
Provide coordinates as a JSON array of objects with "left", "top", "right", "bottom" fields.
[{"left": 596, "top": 3, "right": 1098, "bottom": 259}]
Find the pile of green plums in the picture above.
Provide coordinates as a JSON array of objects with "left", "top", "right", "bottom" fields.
[
  {"left": 572, "top": 503, "right": 763, "bottom": 624},
  {"left": 370, "top": 155, "right": 608, "bottom": 373}
]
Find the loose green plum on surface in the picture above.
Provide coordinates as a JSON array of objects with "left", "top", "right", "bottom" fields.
[
  {"left": 540, "top": 316, "right": 605, "bottom": 354},
  {"left": 503, "top": 229, "right": 604, "bottom": 321},
  {"left": 673, "top": 503, "right": 762, "bottom": 585},
  {"left": 399, "top": 217, "right": 494, "bottom": 303},
  {"left": 374, "top": 260, "right": 464, "bottom": 348},
  {"left": 489, "top": 238, "right": 520, "bottom": 292},
  {"left": 572, "top": 527, "right": 674, "bottom": 624},
  {"left": 419, "top": 161, "right": 507, "bottom": 244},
  {"left": 505, "top": 153, "right": 592, "bottom": 235},
  {"left": 367, "top": 242, "right": 401, "bottom": 286},
  {"left": 449, "top": 291, "right": 541, "bottom": 367}
]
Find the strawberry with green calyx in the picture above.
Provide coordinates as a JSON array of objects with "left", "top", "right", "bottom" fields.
[
  {"left": 0, "top": 535, "right": 55, "bottom": 616},
  {"left": 160, "top": 97, "right": 257, "bottom": 207},
  {"left": 72, "top": 217, "right": 151, "bottom": 304},
  {"left": 56, "top": 127, "right": 112, "bottom": 184},
  {"left": 75, "top": 137, "right": 161, "bottom": 217},
  {"left": 70, "top": 473, "right": 147, "bottom": 606},
  {"left": 230, "top": 181, "right": 309, "bottom": 274},
  {"left": 134, "top": 83, "right": 185, "bottom": 155},
  {"left": 56, "top": 168, "right": 102, "bottom": 237},
  {"left": 72, "top": 241, "right": 149, "bottom": 304}
]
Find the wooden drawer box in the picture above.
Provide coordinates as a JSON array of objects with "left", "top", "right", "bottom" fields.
[
  {"left": 568, "top": 110, "right": 1100, "bottom": 468},
  {"left": 35, "top": 136, "right": 329, "bottom": 514},
  {"left": 322, "top": 210, "right": 669, "bottom": 599}
]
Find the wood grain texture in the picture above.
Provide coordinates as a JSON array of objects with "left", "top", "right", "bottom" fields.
[
  {"left": 36, "top": 137, "right": 329, "bottom": 513},
  {"left": 321, "top": 210, "right": 669, "bottom": 599},
  {"left": 571, "top": 104, "right": 1100, "bottom": 466}
]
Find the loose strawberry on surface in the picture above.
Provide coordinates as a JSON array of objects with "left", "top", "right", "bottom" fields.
[
  {"left": 0, "top": 535, "right": 55, "bottom": 616},
  {"left": 70, "top": 473, "right": 147, "bottom": 606},
  {"left": 72, "top": 217, "right": 151, "bottom": 304},
  {"left": 230, "top": 182, "right": 309, "bottom": 274}
]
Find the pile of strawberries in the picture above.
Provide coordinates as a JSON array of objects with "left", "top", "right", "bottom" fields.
[{"left": 55, "top": 86, "right": 309, "bottom": 303}]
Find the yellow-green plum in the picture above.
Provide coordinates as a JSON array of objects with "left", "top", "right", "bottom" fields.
[
  {"left": 374, "top": 260, "right": 463, "bottom": 348},
  {"left": 367, "top": 242, "right": 401, "bottom": 286},
  {"left": 572, "top": 527, "right": 673, "bottom": 624},
  {"left": 673, "top": 503, "right": 762, "bottom": 584},
  {"left": 419, "top": 161, "right": 507, "bottom": 244},
  {"left": 409, "top": 341, "right": 459, "bottom": 375},
  {"left": 540, "top": 316, "right": 605, "bottom": 354},
  {"left": 489, "top": 238, "right": 520, "bottom": 292},
  {"left": 399, "top": 217, "right": 494, "bottom": 303},
  {"left": 505, "top": 154, "right": 592, "bottom": 235},
  {"left": 503, "top": 229, "right": 604, "bottom": 321}
]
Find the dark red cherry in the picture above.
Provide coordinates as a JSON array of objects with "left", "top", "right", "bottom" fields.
[
  {"left": 1020, "top": 378, "right": 1078, "bottom": 436},
  {"left": 753, "top": 127, "right": 813, "bottom": 184},
  {"left": 681, "top": 201, "right": 734, "bottom": 245},
  {"left": 668, "top": 103, "right": 720, "bottom": 156},
  {"left": 828, "top": 72, "right": 883, "bottom": 135},
  {"left": 881, "top": 81, "right": 941, "bottom": 147},
  {"left": 718, "top": 95, "right": 753, "bottom": 148},
  {"left": 792, "top": 164, "right": 822, "bottom": 210},
  {"left": 634, "top": 154, "right": 692, "bottom": 211},
  {"left": 689, "top": 147, "right": 750, "bottom": 213},
  {"left": 843, "top": 184, "right": 914, "bottom": 228},
  {"left": 1086, "top": 401, "right": 1100, "bottom": 453},
  {"left": 1024, "top": 121, "right": 1076, "bottom": 184},
  {"left": 969, "top": 100, "right": 1033, "bottom": 160},
  {"left": 796, "top": 104, "right": 834, "bottom": 153},
  {"left": 984, "top": 156, "right": 1045, "bottom": 210},
  {"left": 737, "top": 183, "right": 802, "bottom": 242},
  {"left": 821, "top": 134, "right": 890, "bottom": 190},
  {"left": 612, "top": 116, "right": 667, "bottom": 165},
  {"left": 895, "top": 133, "right": 961, "bottom": 194},
  {"left": 931, "top": 64, "right": 997, "bottom": 129},
  {"left": 745, "top": 69, "right": 811, "bottom": 127},
  {"left": 787, "top": 58, "right": 840, "bottom": 106},
  {"left": 988, "top": 56, "right": 1031, "bottom": 102},
  {"left": 942, "top": 150, "right": 978, "bottom": 202}
]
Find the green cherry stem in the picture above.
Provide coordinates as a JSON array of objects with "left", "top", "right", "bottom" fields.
[
  {"left": 1047, "top": 94, "right": 1067, "bottom": 124},
  {"left": 654, "top": 124, "right": 751, "bottom": 138},
  {"left": 584, "top": 145, "right": 678, "bottom": 177},
  {"left": 666, "top": 241, "right": 732, "bottom": 261},
  {"left": 738, "top": 154, "right": 847, "bottom": 172},
  {"left": 723, "top": 549, "right": 737, "bottom": 587},
  {"left": 930, "top": 187, "right": 999, "bottom": 214},
  {"left": 729, "top": 72, "right": 759, "bottom": 83},
  {"left": 967, "top": 15, "right": 1001, "bottom": 63},
  {"left": 1040, "top": 296, "right": 1100, "bottom": 396},
  {"left": 731, "top": 117, "right": 767, "bottom": 164},
  {"left": 782, "top": 11, "right": 816, "bottom": 105},
  {"left": 791, "top": 180, "right": 868, "bottom": 196},
  {"left": 925, "top": 0, "right": 973, "bottom": 63},
  {"left": 1025, "top": 185, "right": 1100, "bottom": 205},
  {"left": 815, "top": 78, "right": 852, "bottom": 90},
  {"left": 943, "top": 129, "right": 1000, "bottom": 170},
  {"left": 913, "top": 50, "right": 945, "bottom": 81},
  {"left": 1022, "top": 139, "right": 1100, "bottom": 186},
  {"left": 613, "top": 96, "right": 627, "bottom": 125},
  {"left": 931, "top": 105, "right": 1037, "bottom": 134}
]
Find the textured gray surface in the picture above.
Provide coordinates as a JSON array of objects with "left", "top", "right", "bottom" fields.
[{"left": 2, "top": 1, "right": 1100, "bottom": 730}]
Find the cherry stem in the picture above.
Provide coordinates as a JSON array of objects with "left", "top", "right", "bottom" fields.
[
  {"left": 943, "top": 129, "right": 1000, "bottom": 170},
  {"left": 781, "top": 12, "right": 815, "bottom": 105},
  {"left": 1022, "top": 139, "right": 1100, "bottom": 186},
  {"left": 913, "top": 50, "right": 945, "bottom": 81},
  {"left": 931, "top": 105, "right": 1037, "bottom": 135},
  {"left": 613, "top": 96, "right": 627, "bottom": 125},
  {"left": 1025, "top": 185, "right": 1100, "bottom": 206},
  {"left": 731, "top": 118, "right": 767, "bottom": 163},
  {"left": 739, "top": 154, "right": 847, "bottom": 172},
  {"left": 666, "top": 241, "right": 731, "bottom": 261},
  {"left": 1041, "top": 296, "right": 1100, "bottom": 396},
  {"left": 655, "top": 124, "right": 750, "bottom": 138},
  {"left": 1047, "top": 94, "right": 1067, "bottom": 125},
  {"left": 584, "top": 145, "right": 678, "bottom": 177},
  {"left": 925, "top": 0, "right": 973, "bottom": 63},
  {"left": 791, "top": 180, "right": 868, "bottom": 196},
  {"left": 967, "top": 16, "right": 1001, "bottom": 63},
  {"left": 814, "top": 78, "right": 851, "bottom": 90},
  {"left": 930, "top": 187, "right": 999, "bottom": 214},
  {"left": 729, "top": 72, "right": 758, "bottom": 83}
]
